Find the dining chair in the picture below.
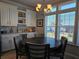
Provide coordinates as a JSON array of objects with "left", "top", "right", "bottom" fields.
[
  {"left": 25, "top": 42, "right": 50, "bottom": 59},
  {"left": 20, "top": 34, "right": 27, "bottom": 42},
  {"left": 34, "top": 34, "right": 44, "bottom": 38},
  {"left": 50, "top": 36, "right": 68, "bottom": 59},
  {"left": 14, "top": 36, "right": 26, "bottom": 59}
]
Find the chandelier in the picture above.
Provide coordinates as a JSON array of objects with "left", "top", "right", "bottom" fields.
[{"left": 36, "top": 0, "right": 52, "bottom": 13}]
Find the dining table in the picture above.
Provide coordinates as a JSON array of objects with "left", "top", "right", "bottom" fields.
[{"left": 25, "top": 37, "right": 61, "bottom": 49}]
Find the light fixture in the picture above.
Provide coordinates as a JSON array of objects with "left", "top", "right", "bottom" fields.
[
  {"left": 36, "top": 0, "right": 52, "bottom": 13},
  {"left": 37, "top": 3, "right": 41, "bottom": 9},
  {"left": 47, "top": 4, "right": 52, "bottom": 10}
]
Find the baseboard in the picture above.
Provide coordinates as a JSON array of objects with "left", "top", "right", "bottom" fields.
[{"left": 1, "top": 49, "right": 15, "bottom": 56}]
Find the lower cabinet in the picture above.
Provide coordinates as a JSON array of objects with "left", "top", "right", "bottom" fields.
[
  {"left": 1, "top": 33, "right": 36, "bottom": 52},
  {"left": 1, "top": 35, "right": 15, "bottom": 52}
]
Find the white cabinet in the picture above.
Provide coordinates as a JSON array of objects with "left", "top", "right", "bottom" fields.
[
  {"left": 31, "top": 11, "right": 36, "bottom": 26},
  {"left": 9, "top": 36, "right": 15, "bottom": 49},
  {"left": 0, "top": 4, "right": 9, "bottom": 26},
  {"left": 1, "top": 36, "right": 10, "bottom": 51},
  {"left": 1, "top": 35, "right": 15, "bottom": 52},
  {"left": 26, "top": 9, "right": 31, "bottom": 26},
  {"left": 26, "top": 9, "right": 36, "bottom": 26},
  {"left": 9, "top": 5, "right": 18, "bottom": 26},
  {"left": 0, "top": 2, "right": 18, "bottom": 26}
]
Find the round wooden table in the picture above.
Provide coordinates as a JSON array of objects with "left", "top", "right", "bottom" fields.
[{"left": 26, "top": 37, "right": 61, "bottom": 48}]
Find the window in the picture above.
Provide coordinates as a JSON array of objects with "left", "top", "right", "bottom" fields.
[
  {"left": 45, "top": 15, "right": 56, "bottom": 39},
  {"left": 59, "top": 2, "right": 76, "bottom": 10},
  {"left": 50, "top": 6, "right": 56, "bottom": 12},
  {"left": 58, "top": 12, "right": 75, "bottom": 42},
  {"left": 45, "top": 1, "right": 77, "bottom": 44}
]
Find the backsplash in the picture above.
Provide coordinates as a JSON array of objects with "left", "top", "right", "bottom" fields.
[
  {"left": 0, "top": 26, "right": 17, "bottom": 34},
  {"left": 0, "top": 26, "right": 36, "bottom": 34}
]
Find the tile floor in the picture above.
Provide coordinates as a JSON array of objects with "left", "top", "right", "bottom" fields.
[
  {"left": 1, "top": 51, "right": 27, "bottom": 59},
  {"left": 1, "top": 50, "right": 60, "bottom": 59},
  {"left": 1, "top": 50, "right": 77, "bottom": 59}
]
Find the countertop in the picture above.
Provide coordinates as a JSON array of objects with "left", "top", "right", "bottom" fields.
[{"left": 1, "top": 32, "right": 37, "bottom": 36}]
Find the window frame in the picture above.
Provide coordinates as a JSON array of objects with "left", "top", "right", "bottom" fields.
[{"left": 44, "top": 0, "right": 77, "bottom": 44}]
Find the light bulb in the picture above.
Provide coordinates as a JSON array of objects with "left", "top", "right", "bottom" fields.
[
  {"left": 37, "top": 3, "right": 41, "bottom": 9},
  {"left": 36, "top": 7, "right": 39, "bottom": 12},
  {"left": 47, "top": 4, "right": 52, "bottom": 10},
  {"left": 44, "top": 8, "right": 47, "bottom": 12}
]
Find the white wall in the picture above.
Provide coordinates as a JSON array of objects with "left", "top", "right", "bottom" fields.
[{"left": 36, "top": 13, "right": 44, "bottom": 35}]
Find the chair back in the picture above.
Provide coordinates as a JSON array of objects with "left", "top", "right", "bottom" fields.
[
  {"left": 21, "top": 34, "right": 27, "bottom": 40},
  {"left": 14, "top": 36, "right": 23, "bottom": 52},
  {"left": 61, "top": 36, "right": 68, "bottom": 53},
  {"left": 25, "top": 43, "right": 49, "bottom": 59}
]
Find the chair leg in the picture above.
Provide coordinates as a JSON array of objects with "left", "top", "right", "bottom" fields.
[
  {"left": 47, "top": 55, "right": 50, "bottom": 59},
  {"left": 16, "top": 55, "right": 18, "bottom": 59},
  {"left": 47, "top": 51, "right": 50, "bottom": 59},
  {"left": 60, "top": 56, "right": 64, "bottom": 59},
  {"left": 20, "top": 56, "right": 21, "bottom": 59}
]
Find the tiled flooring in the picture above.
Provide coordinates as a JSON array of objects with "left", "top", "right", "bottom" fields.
[
  {"left": 1, "top": 51, "right": 26, "bottom": 59},
  {"left": 1, "top": 51, "right": 16, "bottom": 59},
  {"left": 1, "top": 45, "right": 79, "bottom": 59},
  {"left": 1, "top": 50, "right": 77, "bottom": 59},
  {"left": 1, "top": 50, "right": 60, "bottom": 59}
]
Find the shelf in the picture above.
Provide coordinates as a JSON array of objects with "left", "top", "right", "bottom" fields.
[
  {"left": 18, "top": 10, "right": 26, "bottom": 13},
  {"left": 18, "top": 17, "right": 26, "bottom": 19},
  {"left": 18, "top": 11, "right": 26, "bottom": 17},
  {"left": 18, "top": 22, "right": 26, "bottom": 24},
  {"left": 18, "top": 10, "right": 26, "bottom": 24},
  {"left": 18, "top": 20, "right": 26, "bottom": 23}
]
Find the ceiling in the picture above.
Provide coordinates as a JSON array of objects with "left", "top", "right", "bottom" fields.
[
  {"left": 2, "top": 0, "right": 73, "bottom": 11},
  {"left": 9, "top": 0, "right": 61, "bottom": 8}
]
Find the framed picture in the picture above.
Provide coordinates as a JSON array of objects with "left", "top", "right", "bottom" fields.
[{"left": 37, "top": 19, "right": 43, "bottom": 27}]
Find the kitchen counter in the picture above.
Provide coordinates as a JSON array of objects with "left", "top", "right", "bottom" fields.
[
  {"left": 1, "top": 32, "right": 36, "bottom": 36},
  {"left": 1, "top": 32, "right": 37, "bottom": 52},
  {"left": 1, "top": 32, "right": 37, "bottom": 39}
]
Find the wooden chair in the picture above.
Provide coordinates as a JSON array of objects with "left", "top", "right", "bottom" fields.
[
  {"left": 21, "top": 34, "right": 27, "bottom": 40},
  {"left": 25, "top": 42, "right": 50, "bottom": 59},
  {"left": 50, "top": 36, "right": 68, "bottom": 59},
  {"left": 0, "top": 35, "right": 1, "bottom": 58},
  {"left": 14, "top": 36, "right": 26, "bottom": 59}
]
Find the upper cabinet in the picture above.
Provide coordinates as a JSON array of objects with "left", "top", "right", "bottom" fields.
[
  {"left": 26, "top": 9, "right": 36, "bottom": 26},
  {"left": 18, "top": 10, "right": 26, "bottom": 24},
  {"left": 0, "top": 3, "right": 9, "bottom": 26},
  {"left": 9, "top": 5, "right": 18, "bottom": 26},
  {"left": 0, "top": 2, "right": 18, "bottom": 26},
  {"left": 0, "top": 2, "right": 36, "bottom": 26}
]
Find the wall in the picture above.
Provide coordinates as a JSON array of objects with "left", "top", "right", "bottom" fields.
[{"left": 36, "top": 13, "right": 44, "bottom": 35}]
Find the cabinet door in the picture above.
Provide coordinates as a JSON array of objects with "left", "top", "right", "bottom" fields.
[
  {"left": 9, "top": 36, "right": 15, "bottom": 49},
  {"left": 9, "top": 5, "right": 18, "bottom": 26},
  {"left": 26, "top": 10, "right": 36, "bottom": 26},
  {"left": 31, "top": 11, "right": 36, "bottom": 26},
  {"left": 26, "top": 10, "right": 31, "bottom": 26},
  {"left": 1, "top": 36, "right": 10, "bottom": 52},
  {"left": 0, "top": 4, "right": 10, "bottom": 26},
  {"left": 1, "top": 35, "right": 15, "bottom": 52},
  {"left": 0, "top": 2, "right": 18, "bottom": 26},
  {"left": 10, "top": 39, "right": 15, "bottom": 49}
]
